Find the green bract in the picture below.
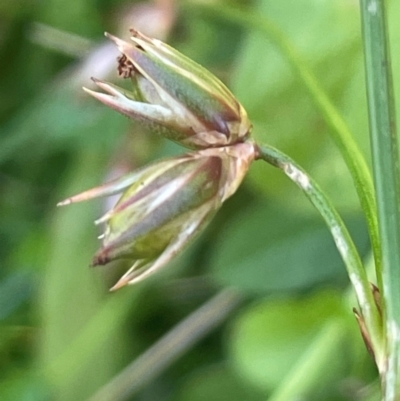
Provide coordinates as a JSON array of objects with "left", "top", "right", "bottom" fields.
[
  {"left": 84, "top": 30, "right": 252, "bottom": 149},
  {"left": 58, "top": 142, "right": 255, "bottom": 290}
]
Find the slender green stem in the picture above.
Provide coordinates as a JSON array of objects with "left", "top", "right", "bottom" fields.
[
  {"left": 359, "top": 0, "right": 400, "bottom": 398},
  {"left": 184, "top": 1, "right": 382, "bottom": 294},
  {"left": 256, "top": 143, "right": 383, "bottom": 366}
]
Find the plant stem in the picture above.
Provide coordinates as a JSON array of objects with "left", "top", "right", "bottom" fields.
[
  {"left": 359, "top": 0, "right": 400, "bottom": 398},
  {"left": 184, "top": 0, "right": 382, "bottom": 296},
  {"left": 256, "top": 143, "right": 383, "bottom": 366},
  {"left": 86, "top": 289, "right": 242, "bottom": 401}
]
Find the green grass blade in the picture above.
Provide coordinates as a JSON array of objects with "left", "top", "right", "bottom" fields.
[
  {"left": 38, "top": 148, "right": 127, "bottom": 400},
  {"left": 268, "top": 319, "right": 346, "bottom": 401},
  {"left": 359, "top": 0, "right": 400, "bottom": 397}
]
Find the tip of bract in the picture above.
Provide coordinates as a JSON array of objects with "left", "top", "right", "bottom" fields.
[
  {"left": 104, "top": 32, "right": 131, "bottom": 53},
  {"left": 109, "top": 277, "right": 130, "bottom": 291},
  {"left": 57, "top": 199, "right": 72, "bottom": 207}
]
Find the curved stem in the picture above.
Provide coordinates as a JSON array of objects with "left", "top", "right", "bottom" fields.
[
  {"left": 256, "top": 142, "right": 383, "bottom": 367},
  {"left": 184, "top": 0, "right": 382, "bottom": 298}
]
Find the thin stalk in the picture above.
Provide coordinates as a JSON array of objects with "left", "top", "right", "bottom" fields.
[
  {"left": 256, "top": 143, "right": 383, "bottom": 366},
  {"left": 86, "top": 289, "right": 242, "bottom": 401},
  {"left": 184, "top": 1, "right": 382, "bottom": 293},
  {"left": 359, "top": 0, "right": 400, "bottom": 398}
]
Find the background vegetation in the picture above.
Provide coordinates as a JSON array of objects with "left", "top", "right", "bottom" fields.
[{"left": 1, "top": 0, "right": 399, "bottom": 400}]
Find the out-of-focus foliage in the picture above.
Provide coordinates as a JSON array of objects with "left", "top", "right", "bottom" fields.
[{"left": 1, "top": 0, "right": 399, "bottom": 400}]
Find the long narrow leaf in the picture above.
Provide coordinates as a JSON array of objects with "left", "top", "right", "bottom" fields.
[{"left": 360, "top": 0, "right": 400, "bottom": 398}]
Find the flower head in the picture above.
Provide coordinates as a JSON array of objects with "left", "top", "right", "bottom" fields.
[
  {"left": 58, "top": 142, "right": 255, "bottom": 290},
  {"left": 84, "top": 30, "right": 252, "bottom": 149}
]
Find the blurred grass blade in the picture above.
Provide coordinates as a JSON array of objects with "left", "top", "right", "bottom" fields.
[
  {"left": 39, "top": 148, "right": 127, "bottom": 400},
  {"left": 268, "top": 319, "right": 346, "bottom": 401},
  {"left": 44, "top": 290, "right": 138, "bottom": 387},
  {"left": 29, "top": 22, "right": 93, "bottom": 57},
  {"left": 87, "top": 289, "right": 242, "bottom": 401},
  {"left": 359, "top": 0, "right": 400, "bottom": 397},
  {"left": 184, "top": 1, "right": 382, "bottom": 288}
]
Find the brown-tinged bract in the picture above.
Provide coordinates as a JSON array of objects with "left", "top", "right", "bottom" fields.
[{"left": 83, "top": 30, "right": 252, "bottom": 149}]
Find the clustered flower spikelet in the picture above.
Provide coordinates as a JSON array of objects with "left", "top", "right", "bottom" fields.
[{"left": 58, "top": 30, "right": 255, "bottom": 290}]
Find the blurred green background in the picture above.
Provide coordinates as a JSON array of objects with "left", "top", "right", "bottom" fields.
[{"left": 2, "top": 0, "right": 399, "bottom": 400}]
